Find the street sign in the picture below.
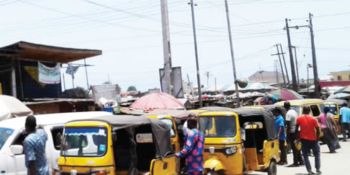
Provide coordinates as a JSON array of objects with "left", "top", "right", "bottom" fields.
[{"left": 159, "top": 67, "right": 184, "bottom": 98}]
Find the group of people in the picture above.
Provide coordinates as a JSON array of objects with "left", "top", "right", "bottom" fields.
[{"left": 273, "top": 101, "right": 350, "bottom": 175}]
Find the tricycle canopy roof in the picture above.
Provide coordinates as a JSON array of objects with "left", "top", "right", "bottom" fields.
[
  {"left": 70, "top": 115, "right": 172, "bottom": 159},
  {"left": 199, "top": 107, "right": 276, "bottom": 140}
]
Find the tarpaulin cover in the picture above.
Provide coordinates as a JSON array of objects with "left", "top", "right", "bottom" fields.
[
  {"left": 130, "top": 92, "right": 184, "bottom": 110},
  {"left": 200, "top": 107, "right": 276, "bottom": 140},
  {"left": 0, "top": 95, "right": 33, "bottom": 121},
  {"left": 145, "top": 109, "right": 197, "bottom": 119}
]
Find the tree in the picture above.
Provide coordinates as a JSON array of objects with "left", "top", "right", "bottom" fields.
[{"left": 127, "top": 86, "right": 137, "bottom": 92}]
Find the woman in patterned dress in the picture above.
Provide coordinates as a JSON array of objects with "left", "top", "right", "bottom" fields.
[{"left": 176, "top": 118, "right": 205, "bottom": 175}]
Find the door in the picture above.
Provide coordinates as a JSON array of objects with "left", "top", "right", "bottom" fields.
[
  {"left": 6, "top": 130, "right": 27, "bottom": 175},
  {"left": 47, "top": 125, "right": 64, "bottom": 172},
  {"left": 150, "top": 155, "right": 177, "bottom": 175}
]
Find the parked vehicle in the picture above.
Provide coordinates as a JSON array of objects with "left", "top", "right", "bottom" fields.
[
  {"left": 56, "top": 115, "right": 176, "bottom": 175},
  {"left": 198, "top": 107, "right": 279, "bottom": 175},
  {"left": 275, "top": 99, "right": 325, "bottom": 139},
  {"left": 0, "top": 111, "right": 109, "bottom": 175}
]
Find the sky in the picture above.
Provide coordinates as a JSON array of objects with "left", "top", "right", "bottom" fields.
[{"left": 0, "top": 0, "right": 350, "bottom": 92}]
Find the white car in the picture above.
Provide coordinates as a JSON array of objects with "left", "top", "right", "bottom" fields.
[{"left": 0, "top": 111, "right": 110, "bottom": 175}]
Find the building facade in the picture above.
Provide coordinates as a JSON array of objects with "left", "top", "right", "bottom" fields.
[{"left": 330, "top": 69, "right": 350, "bottom": 81}]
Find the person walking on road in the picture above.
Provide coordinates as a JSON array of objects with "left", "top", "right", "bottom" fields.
[
  {"left": 318, "top": 107, "right": 340, "bottom": 153},
  {"left": 340, "top": 105, "right": 350, "bottom": 142},
  {"left": 296, "top": 106, "right": 321, "bottom": 175},
  {"left": 24, "top": 115, "right": 50, "bottom": 175},
  {"left": 284, "top": 102, "right": 304, "bottom": 166},
  {"left": 273, "top": 108, "right": 287, "bottom": 165},
  {"left": 176, "top": 118, "right": 205, "bottom": 175}
]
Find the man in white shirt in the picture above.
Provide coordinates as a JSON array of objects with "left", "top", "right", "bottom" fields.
[{"left": 284, "top": 101, "right": 304, "bottom": 166}]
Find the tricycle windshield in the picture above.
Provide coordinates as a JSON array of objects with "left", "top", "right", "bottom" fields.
[
  {"left": 61, "top": 127, "right": 107, "bottom": 157},
  {"left": 325, "top": 104, "right": 338, "bottom": 115},
  {"left": 0, "top": 128, "right": 14, "bottom": 151},
  {"left": 199, "top": 116, "right": 237, "bottom": 137},
  {"left": 291, "top": 106, "right": 301, "bottom": 115},
  {"left": 160, "top": 118, "right": 175, "bottom": 137}
]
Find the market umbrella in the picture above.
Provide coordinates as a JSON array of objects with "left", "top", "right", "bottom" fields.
[
  {"left": 130, "top": 92, "right": 184, "bottom": 110},
  {"left": 334, "top": 86, "right": 350, "bottom": 94},
  {"left": 0, "top": 95, "right": 33, "bottom": 121},
  {"left": 261, "top": 89, "right": 303, "bottom": 104}
]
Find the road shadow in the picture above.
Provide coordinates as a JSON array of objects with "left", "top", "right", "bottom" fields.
[
  {"left": 286, "top": 164, "right": 303, "bottom": 168},
  {"left": 295, "top": 173, "right": 309, "bottom": 175}
]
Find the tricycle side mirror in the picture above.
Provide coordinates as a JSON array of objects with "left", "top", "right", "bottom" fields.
[{"left": 10, "top": 145, "right": 23, "bottom": 156}]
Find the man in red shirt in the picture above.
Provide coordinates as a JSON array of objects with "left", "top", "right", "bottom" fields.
[{"left": 295, "top": 106, "right": 321, "bottom": 175}]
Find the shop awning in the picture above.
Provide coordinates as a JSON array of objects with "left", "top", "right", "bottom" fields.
[{"left": 0, "top": 41, "right": 102, "bottom": 63}]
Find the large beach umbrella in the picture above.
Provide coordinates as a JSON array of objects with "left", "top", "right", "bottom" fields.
[
  {"left": 261, "top": 89, "right": 303, "bottom": 104},
  {"left": 0, "top": 95, "right": 33, "bottom": 121},
  {"left": 130, "top": 92, "right": 184, "bottom": 110},
  {"left": 334, "top": 86, "right": 350, "bottom": 94}
]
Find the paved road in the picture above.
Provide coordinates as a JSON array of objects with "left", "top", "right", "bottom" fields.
[{"left": 251, "top": 139, "right": 350, "bottom": 175}]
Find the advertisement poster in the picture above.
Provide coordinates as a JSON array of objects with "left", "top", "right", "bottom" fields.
[{"left": 38, "top": 62, "right": 61, "bottom": 84}]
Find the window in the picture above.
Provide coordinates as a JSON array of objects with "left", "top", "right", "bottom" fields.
[
  {"left": 51, "top": 126, "right": 64, "bottom": 150},
  {"left": 337, "top": 76, "right": 342, "bottom": 81},
  {"left": 199, "top": 116, "right": 237, "bottom": 137},
  {"left": 310, "top": 105, "right": 321, "bottom": 117},
  {"left": 349, "top": 75, "right": 350, "bottom": 81},
  {"left": 159, "top": 119, "right": 175, "bottom": 137},
  {"left": 0, "top": 128, "right": 14, "bottom": 151},
  {"left": 62, "top": 127, "right": 107, "bottom": 157},
  {"left": 11, "top": 131, "right": 27, "bottom": 155},
  {"left": 325, "top": 104, "right": 338, "bottom": 115}
]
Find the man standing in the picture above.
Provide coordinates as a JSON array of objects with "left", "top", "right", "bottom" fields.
[
  {"left": 296, "top": 106, "right": 321, "bottom": 175},
  {"left": 176, "top": 118, "right": 205, "bottom": 175},
  {"left": 24, "top": 116, "right": 49, "bottom": 175},
  {"left": 273, "top": 108, "right": 287, "bottom": 165},
  {"left": 284, "top": 102, "right": 304, "bottom": 166},
  {"left": 340, "top": 105, "right": 350, "bottom": 142}
]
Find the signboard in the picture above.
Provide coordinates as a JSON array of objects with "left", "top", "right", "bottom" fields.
[
  {"left": 38, "top": 62, "right": 61, "bottom": 84},
  {"left": 66, "top": 63, "right": 79, "bottom": 76},
  {"left": 0, "top": 83, "right": 2, "bottom": 94},
  {"left": 159, "top": 67, "right": 184, "bottom": 98},
  {"left": 91, "top": 84, "right": 118, "bottom": 103}
]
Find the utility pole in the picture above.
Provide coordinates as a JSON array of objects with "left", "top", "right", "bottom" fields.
[
  {"left": 279, "top": 44, "right": 290, "bottom": 85},
  {"left": 189, "top": 0, "right": 202, "bottom": 107},
  {"left": 204, "top": 71, "right": 212, "bottom": 87},
  {"left": 274, "top": 60, "right": 280, "bottom": 84},
  {"left": 272, "top": 44, "right": 287, "bottom": 87},
  {"left": 215, "top": 78, "right": 217, "bottom": 93},
  {"left": 160, "top": 0, "right": 173, "bottom": 96},
  {"left": 187, "top": 74, "right": 194, "bottom": 96},
  {"left": 224, "top": 0, "right": 240, "bottom": 107},
  {"left": 292, "top": 46, "right": 300, "bottom": 87},
  {"left": 309, "top": 13, "right": 320, "bottom": 98},
  {"left": 285, "top": 18, "right": 298, "bottom": 92}
]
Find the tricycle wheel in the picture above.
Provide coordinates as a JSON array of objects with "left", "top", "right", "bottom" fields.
[
  {"left": 207, "top": 170, "right": 223, "bottom": 175},
  {"left": 267, "top": 161, "right": 277, "bottom": 175}
]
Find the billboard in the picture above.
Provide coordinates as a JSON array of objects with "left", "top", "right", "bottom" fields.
[
  {"left": 91, "top": 84, "right": 118, "bottom": 103},
  {"left": 159, "top": 67, "right": 184, "bottom": 98}
]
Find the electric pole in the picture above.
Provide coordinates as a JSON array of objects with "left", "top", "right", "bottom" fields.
[
  {"left": 292, "top": 46, "right": 300, "bottom": 87},
  {"left": 285, "top": 18, "right": 298, "bottom": 92},
  {"left": 160, "top": 0, "right": 173, "bottom": 95},
  {"left": 205, "top": 71, "right": 211, "bottom": 87},
  {"left": 224, "top": 0, "right": 240, "bottom": 107},
  {"left": 187, "top": 74, "right": 194, "bottom": 96},
  {"left": 274, "top": 60, "right": 280, "bottom": 84},
  {"left": 309, "top": 13, "right": 320, "bottom": 98},
  {"left": 189, "top": 0, "right": 202, "bottom": 107},
  {"left": 279, "top": 44, "right": 290, "bottom": 85},
  {"left": 272, "top": 44, "right": 287, "bottom": 87}
]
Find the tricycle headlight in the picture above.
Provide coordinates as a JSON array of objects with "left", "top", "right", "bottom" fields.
[{"left": 224, "top": 146, "right": 237, "bottom": 156}]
